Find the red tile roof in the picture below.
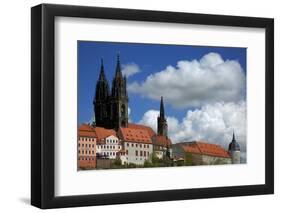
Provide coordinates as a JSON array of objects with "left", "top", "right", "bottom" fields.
[
  {"left": 182, "top": 141, "right": 230, "bottom": 158},
  {"left": 78, "top": 124, "right": 96, "bottom": 138},
  {"left": 119, "top": 127, "right": 152, "bottom": 144},
  {"left": 128, "top": 123, "right": 156, "bottom": 138},
  {"left": 154, "top": 135, "right": 172, "bottom": 147},
  {"left": 93, "top": 127, "right": 116, "bottom": 143}
]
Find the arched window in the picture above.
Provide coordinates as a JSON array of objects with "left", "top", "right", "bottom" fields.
[{"left": 121, "top": 104, "right": 126, "bottom": 117}]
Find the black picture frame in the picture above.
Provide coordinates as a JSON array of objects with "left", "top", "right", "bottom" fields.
[{"left": 31, "top": 3, "right": 274, "bottom": 209}]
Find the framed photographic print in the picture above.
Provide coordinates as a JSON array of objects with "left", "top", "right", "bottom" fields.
[{"left": 31, "top": 3, "right": 274, "bottom": 209}]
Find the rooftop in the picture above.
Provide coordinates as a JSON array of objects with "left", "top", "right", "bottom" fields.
[
  {"left": 119, "top": 127, "right": 153, "bottom": 144},
  {"left": 93, "top": 127, "right": 117, "bottom": 143},
  {"left": 78, "top": 124, "right": 97, "bottom": 138},
  {"left": 154, "top": 135, "right": 172, "bottom": 147},
  {"left": 180, "top": 141, "right": 230, "bottom": 158}
]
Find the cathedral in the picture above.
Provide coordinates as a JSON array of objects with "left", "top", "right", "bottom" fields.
[
  {"left": 93, "top": 54, "right": 129, "bottom": 130},
  {"left": 93, "top": 54, "right": 167, "bottom": 136}
]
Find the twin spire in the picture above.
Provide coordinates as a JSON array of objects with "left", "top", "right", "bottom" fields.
[{"left": 98, "top": 53, "right": 123, "bottom": 80}]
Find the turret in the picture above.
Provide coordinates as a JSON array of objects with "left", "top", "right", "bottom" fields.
[{"left": 228, "top": 131, "right": 241, "bottom": 164}]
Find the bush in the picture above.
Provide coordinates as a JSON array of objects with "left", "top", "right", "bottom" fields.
[{"left": 184, "top": 153, "right": 193, "bottom": 166}]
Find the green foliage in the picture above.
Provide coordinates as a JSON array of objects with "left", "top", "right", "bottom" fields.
[
  {"left": 184, "top": 153, "right": 193, "bottom": 166},
  {"left": 113, "top": 158, "right": 122, "bottom": 166},
  {"left": 175, "top": 160, "right": 184, "bottom": 166},
  {"left": 144, "top": 159, "right": 153, "bottom": 167}
]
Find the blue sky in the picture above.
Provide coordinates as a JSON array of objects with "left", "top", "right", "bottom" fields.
[{"left": 78, "top": 41, "right": 246, "bottom": 125}]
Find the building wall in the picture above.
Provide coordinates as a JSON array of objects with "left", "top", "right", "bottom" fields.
[
  {"left": 96, "top": 135, "right": 122, "bottom": 159},
  {"left": 230, "top": 150, "right": 241, "bottom": 164},
  {"left": 78, "top": 136, "right": 96, "bottom": 169},
  {"left": 154, "top": 145, "right": 172, "bottom": 159},
  {"left": 201, "top": 155, "right": 232, "bottom": 165},
  {"left": 124, "top": 141, "right": 153, "bottom": 165},
  {"left": 171, "top": 144, "right": 185, "bottom": 159}
]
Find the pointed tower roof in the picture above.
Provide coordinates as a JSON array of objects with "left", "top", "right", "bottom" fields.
[
  {"left": 232, "top": 131, "right": 236, "bottom": 142},
  {"left": 98, "top": 58, "right": 106, "bottom": 81},
  {"left": 160, "top": 96, "right": 165, "bottom": 118},
  {"left": 115, "top": 53, "right": 122, "bottom": 78},
  {"left": 94, "top": 58, "right": 109, "bottom": 101},
  {"left": 228, "top": 130, "right": 240, "bottom": 151}
]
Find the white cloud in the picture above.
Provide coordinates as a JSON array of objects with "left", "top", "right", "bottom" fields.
[
  {"left": 121, "top": 63, "right": 140, "bottom": 78},
  {"left": 128, "top": 52, "right": 246, "bottom": 108},
  {"left": 128, "top": 107, "right": 132, "bottom": 122},
  {"left": 138, "top": 101, "right": 246, "bottom": 155}
]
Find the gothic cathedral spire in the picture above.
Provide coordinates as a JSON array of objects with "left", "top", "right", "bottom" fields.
[
  {"left": 110, "top": 54, "right": 128, "bottom": 129},
  {"left": 93, "top": 59, "right": 110, "bottom": 127},
  {"left": 157, "top": 96, "right": 168, "bottom": 137}
]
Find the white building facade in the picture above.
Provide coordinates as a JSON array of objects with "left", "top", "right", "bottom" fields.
[
  {"left": 96, "top": 135, "right": 122, "bottom": 159},
  {"left": 122, "top": 141, "right": 153, "bottom": 165}
]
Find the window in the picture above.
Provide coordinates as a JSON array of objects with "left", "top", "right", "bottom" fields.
[
  {"left": 135, "top": 150, "right": 138, "bottom": 156},
  {"left": 107, "top": 146, "right": 109, "bottom": 149},
  {"left": 92, "top": 144, "right": 94, "bottom": 148},
  {"left": 136, "top": 144, "right": 138, "bottom": 147},
  {"left": 140, "top": 151, "right": 143, "bottom": 156},
  {"left": 78, "top": 150, "right": 80, "bottom": 154},
  {"left": 113, "top": 152, "right": 115, "bottom": 156},
  {"left": 82, "top": 144, "right": 84, "bottom": 147},
  {"left": 127, "top": 143, "right": 129, "bottom": 147},
  {"left": 131, "top": 143, "right": 134, "bottom": 147},
  {"left": 144, "top": 151, "right": 146, "bottom": 157},
  {"left": 78, "top": 143, "right": 80, "bottom": 147},
  {"left": 82, "top": 150, "right": 84, "bottom": 154},
  {"left": 140, "top": 144, "right": 142, "bottom": 148},
  {"left": 126, "top": 150, "right": 128, "bottom": 155},
  {"left": 92, "top": 151, "right": 94, "bottom": 154}
]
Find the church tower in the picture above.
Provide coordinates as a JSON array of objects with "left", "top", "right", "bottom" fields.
[
  {"left": 228, "top": 131, "right": 241, "bottom": 164},
  {"left": 93, "top": 59, "right": 110, "bottom": 128},
  {"left": 157, "top": 96, "right": 168, "bottom": 136},
  {"left": 109, "top": 54, "right": 128, "bottom": 130}
]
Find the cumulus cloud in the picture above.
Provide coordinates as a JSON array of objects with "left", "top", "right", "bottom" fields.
[
  {"left": 138, "top": 101, "right": 247, "bottom": 156},
  {"left": 128, "top": 107, "right": 132, "bottom": 122},
  {"left": 128, "top": 52, "right": 246, "bottom": 108},
  {"left": 122, "top": 63, "right": 141, "bottom": 78}
]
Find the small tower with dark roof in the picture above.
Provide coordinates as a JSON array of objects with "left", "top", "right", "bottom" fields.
[
  {"left": 228, "top": 131, "right": 241, "bottom": 164},
  {"left": 94, "top": 59, "right": 110, "bottom": 128},
  {"left": 157, "top": 96, "right": 168, "bottom": 137}
]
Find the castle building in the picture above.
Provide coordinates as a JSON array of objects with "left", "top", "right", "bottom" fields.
[
  {"left": 80, "top": 54, "right": 241, "bottom": 169},
  {"left": 228, "top": 132, "right": 241, "bottom": 164},
  {"left": 118, "top": 127, "right": 153, "bottom": 165},
  {"left": 172, "top": 141, "right": 232, "bottom": 165},
  {"left": 93, "top": 55, "right": 128, "bottom": 130}
]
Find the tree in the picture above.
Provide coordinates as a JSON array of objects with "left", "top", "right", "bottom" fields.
[
  {"left": 113, "top": 158, "right": 122, "bottom": 166},
  {"left": 144, "top": 159, "right": 153, "bottom": 167},
  {"left": 184, "top": 153, "right": 193, "bottom": 166}
]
